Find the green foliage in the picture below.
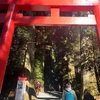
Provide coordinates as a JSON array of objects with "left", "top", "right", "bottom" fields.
[{"left": 34, "top": 59, "right": 44, "bottom": 85}]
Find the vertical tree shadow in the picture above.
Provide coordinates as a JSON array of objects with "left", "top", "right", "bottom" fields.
[{"left": 28, "top": 87, "right": 37, "bottom": 100}]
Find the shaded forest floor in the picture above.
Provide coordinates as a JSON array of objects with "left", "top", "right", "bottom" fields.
[{"left": 0, "top": 79, "right": 100, "bottom": 100}]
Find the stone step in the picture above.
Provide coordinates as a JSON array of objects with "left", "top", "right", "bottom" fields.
[{"left": 37, "top": 91, "right": 62, "bottom": 100}]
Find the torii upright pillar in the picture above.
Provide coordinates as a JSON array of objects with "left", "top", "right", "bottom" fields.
[
  {"left": 0, "top": 2, "right": 18, "bottom": 92},
  {"left": 94, "top": 3, "right": 100, "bottom": 46}
]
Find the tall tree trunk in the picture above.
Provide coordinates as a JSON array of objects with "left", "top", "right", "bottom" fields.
[
  {"left": 80, "top": 26, "right": 84, "bottom": 100},
  {"left": 24, "top": 26, "right": 36, "bottom": 100}
]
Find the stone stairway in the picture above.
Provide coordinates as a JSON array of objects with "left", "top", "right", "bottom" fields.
[{"left": 37, "top": 91, "right": 62, "bottom": 100}]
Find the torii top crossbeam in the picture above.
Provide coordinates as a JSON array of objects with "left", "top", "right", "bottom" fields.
[
  {"left": 0, "top": 0, "right": 98, "bottom": 5},
  {"left": 0, "top": 0, "right": 99, "bottom": 26},
  {"left": 0, "top": 0, "right": 100, "bottom": 93}
]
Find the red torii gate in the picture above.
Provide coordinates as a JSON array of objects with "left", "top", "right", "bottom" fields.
[{"left": 0, "top": 0, "right": 100, "bottom": 93}]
